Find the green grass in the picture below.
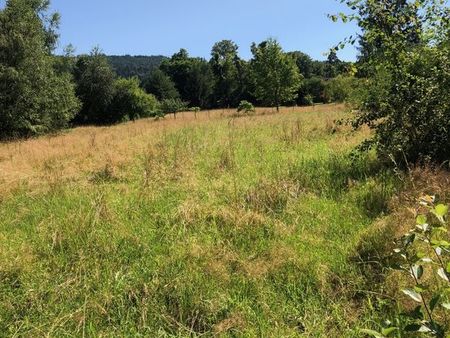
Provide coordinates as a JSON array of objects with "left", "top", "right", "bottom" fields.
[{"left": 0, "top": 109, "right": 401, "bottom": 337}]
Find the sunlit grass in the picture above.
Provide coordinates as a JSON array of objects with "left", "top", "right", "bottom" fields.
[{"left": 0, "top": 104, "right": 403, "bottom": 336}]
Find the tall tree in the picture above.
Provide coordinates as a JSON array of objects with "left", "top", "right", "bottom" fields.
[
  {"left": 0, "top": 0, "right": 80, "bottom": 138},
  {"left": 186, "top": 58, "right": 214, "bottom": 108},
  {"left": 288, "top": 51, "right": 314, "bottom": 78},
  {"left": 210, "top": 40, "right": 240, "bottom": 107},
  {"left": 142, "top": 68, "right": 179, "bottom": 100},
  {"left": 73, "top": 48, "right": 116, "bottom": 124},
  {"left": 160, "top": 49, "right": 214, "bottom": 108},
  {"left": 250, "top": 39, "right": 302, "bottom": 111}
]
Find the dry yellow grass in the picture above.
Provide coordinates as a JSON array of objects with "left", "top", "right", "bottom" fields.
[{"left": 0, "top": 104, "right": 347, "bottom": 197}]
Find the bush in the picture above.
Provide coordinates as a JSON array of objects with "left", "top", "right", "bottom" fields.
[
  {"left": 353, "top": 47, "right": 450, "bottom": 164},
  {"left": 340, "top": 0, "right": 450, "bottom": 165},
  {"left": 237, "top": 100, "right": 255, "bottom": 115},
  {"left": 303, "top": 95, "right": 314, "bottom": 106},
  {"left": 324, "top": 75, "right": 356, "bottom": 103},
  {"left": 159, "top": 98, "right": 188, "bottom": 116},
  {"left": 298, "top": 77, "right": 326, "bottom": 105},
  {"left": 110, "top": 77, "right": 159, "bottom": 122}
]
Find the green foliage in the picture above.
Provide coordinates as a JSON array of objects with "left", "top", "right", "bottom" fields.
[
  {"left": 354, "top": 47, "right": 450, "bottom": 164},
  {"left": 367, "top": 196, "right": 450, "bottom": 337},
  {"left": 298, "top": 77, "right": 326, "bottom": 104},
  {"left": 324, "top": 75, "right": 357, "bottom": 103},
  {"left": 210, "top": 40, "right": 241, "bottom": 107},
  {"left": 159, "top": 98, "right": 188, "bottom": 116},
  {"left": 188, "top": 106, "right": 201, "bottom": 112},
  {"left": 250, "top": 39, "right": 302, "bottom": 110},
  {"left": 142, "top": 68, "right": 180, "bottom": 101},
  {"left": 236, "top": 100, "right": 255, "bottom": 115},
  {"left": 110, "top": 77, "right": 159, "bottom": 122},
  {"left": 73, "top": 48, "right": 117, "bottom": 125},
  {"left": 0, "top": 0, "right": 80, "bottom": 138},
  {"left": 160, "top": 49, "right": 215, "bottom": 108},
  {"left": 339, "top": 0, "right": 450, "bottom": 164}
]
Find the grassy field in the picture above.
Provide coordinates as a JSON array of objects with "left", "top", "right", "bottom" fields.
[{"left": 1, "top": 104, "right": 444, "bottom": 337}]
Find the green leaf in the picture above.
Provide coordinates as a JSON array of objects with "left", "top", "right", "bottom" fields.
[
  {"left": 416, "top": 214, "right": 427, "bottom": 225},
  {"left": 435, "top": 204, "right": 449, "bottom": 217},
  {"left": 411, "top": 265, "right": 424, "bottom": 280},
  {"left": 402, "top": 289, "right": 422, "bottom": 302},
  {"left": 442, "top": 303, "right": 450, "bottom": 310},
  {"left": 381, "top": 327, "right": 398, "bottom": 336},
  {"left": 360, "top": 329, "right": 385, "bottom": 338},
  {"left": 430, "top": 294, "right": 441, "bottom": 312}
]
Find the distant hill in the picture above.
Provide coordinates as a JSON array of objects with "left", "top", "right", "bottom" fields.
[{"left": 107, "top": 55, "right": 167, "bottom": 80}]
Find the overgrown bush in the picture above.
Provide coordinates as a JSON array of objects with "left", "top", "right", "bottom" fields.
[
  {"left": 338, "top": 0, "right": 450, "bottom": 165},
  {"left": 298, "top": 77, "right": 326, "bottom": 105},
  {"left": 354, "top": 47, "right": 450, "bottom": 164},
  {"left": 324, "top": 75, "right": 356, "bottom": 103},
  {"left": 110, "top": 77, "right": 159, "bottom": 122}
]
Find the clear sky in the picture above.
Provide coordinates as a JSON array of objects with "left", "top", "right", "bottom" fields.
[{"left": 5, "top": 0, "right": 360, "bottom": 61}]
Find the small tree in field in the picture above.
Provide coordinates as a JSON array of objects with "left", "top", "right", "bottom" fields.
[
  {"left": 250, "top": 39, "right": 302, "bottom": 111},
  {"left": 237, "top": 100, "right": 255, "bottom": 115}
]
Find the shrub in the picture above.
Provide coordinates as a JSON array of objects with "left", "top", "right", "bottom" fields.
[
  {"left": 159, "top": 98, "right": 188, "bottom": 117},
  {"left": 303, "top": 95, "right": 314, "bottom": 106},
  {"left": 339, "top": 0, "right": 450, "bottom": 165},
  {"left": 355, "top": 47, "right": 450, "bottom": 164},
  {"left": 298, "top": 77, "right": 326, "bottom": 105},
  {"left": 363, "top": 196, "right": 449, "bottom": 337},
  {"left": 237, "top": 100, "right": 255, "bottom": 115},
  {"left": 110, "top": 77, "right": 159, "bottom": 122},
  {"left": 324, "top": 75, "right": 356, "bottom": 103}
]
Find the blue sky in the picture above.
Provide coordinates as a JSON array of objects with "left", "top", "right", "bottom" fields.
[{"left": 5, "top": 0, "right": 360, "bottom": 61}]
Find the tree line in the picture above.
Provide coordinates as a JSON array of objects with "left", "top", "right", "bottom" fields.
[{"left": 0, "top": 0, "right": 352, "bottom": 139}]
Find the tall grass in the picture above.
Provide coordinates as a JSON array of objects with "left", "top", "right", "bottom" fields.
[{"left": 0, "top": 104, "right": 405, "bottom": 336}]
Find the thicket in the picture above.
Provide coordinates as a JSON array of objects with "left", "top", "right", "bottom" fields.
[{"left": 336, "top": 0, "right": 450, "bottom": 165}]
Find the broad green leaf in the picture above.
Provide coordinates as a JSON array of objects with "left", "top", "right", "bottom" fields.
[
  {"left": 402, "top": 289, "right": 422, "bottom": 302},
  {"left": 430, "top": 294, "right": 441, "bottom": 312},
  {"left": 381, "top": 327, "right": 398, "bottom": 336},
  {"left": 360, "top": 329, "right": 385, "bottom": 338},
  {"left": 435, "top": 204, "right": 449, "bottom": 217},
  {"left": 416, "top": 214, "right": 427, "bottom": 225}
]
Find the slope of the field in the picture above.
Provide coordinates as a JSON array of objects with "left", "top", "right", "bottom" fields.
[{"left": 1, "top": 105, "right": 404, "bottom": 336}]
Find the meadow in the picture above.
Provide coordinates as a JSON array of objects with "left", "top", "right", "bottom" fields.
[{"left": 1, "top": 104, "right": 448, "bottom": 337}]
